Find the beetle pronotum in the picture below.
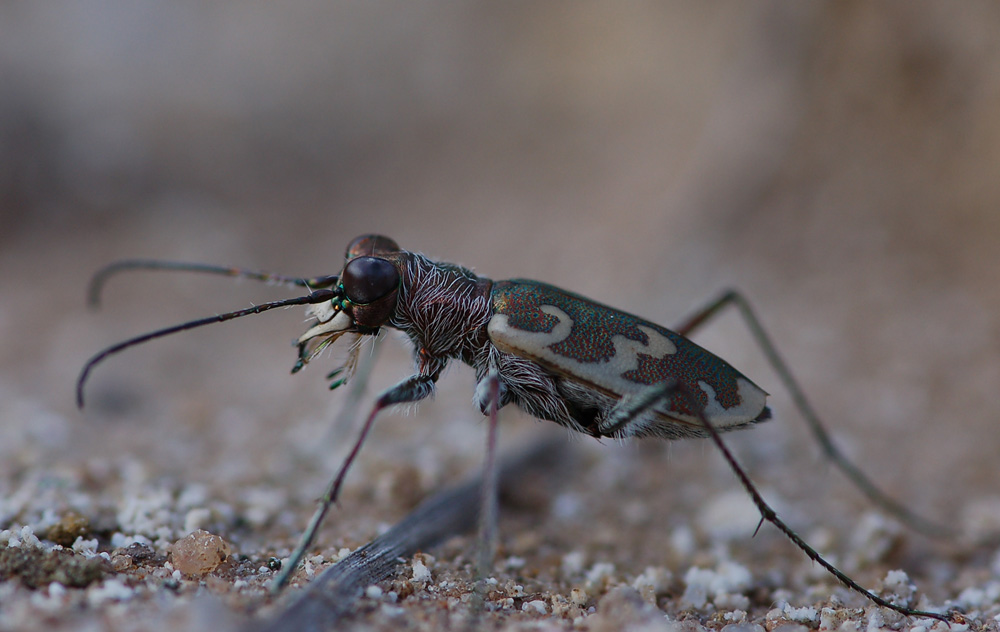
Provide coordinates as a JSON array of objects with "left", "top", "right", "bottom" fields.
[{"left": 77, "top": 234, "right": 955, "bottom": 621}]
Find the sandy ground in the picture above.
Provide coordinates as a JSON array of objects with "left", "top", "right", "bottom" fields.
[{"left": 3, "top": 3, "right": 1000, "bottom": 631}]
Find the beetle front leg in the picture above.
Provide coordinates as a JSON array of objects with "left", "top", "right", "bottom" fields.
[{"left": 271, "top": 372, "right": 438, "bottom": 593}]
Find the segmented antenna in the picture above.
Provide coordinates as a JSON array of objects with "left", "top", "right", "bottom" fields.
[
  {"left": 87, "top": 259, "right": 338, "bottom": 308},
  {"left": 77, "top": 289, "right": 339, "bottom": 407}
]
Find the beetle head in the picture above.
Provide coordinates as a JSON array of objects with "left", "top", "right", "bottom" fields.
[{"left": 295, "top": 235, "right": 403, "bottom": 369}]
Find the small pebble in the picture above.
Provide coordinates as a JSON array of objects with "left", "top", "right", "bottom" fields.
[{"left": 169, "top": 530, "right": 231, "bottom": 577}]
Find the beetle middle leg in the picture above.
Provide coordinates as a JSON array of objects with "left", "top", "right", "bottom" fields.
[
  {"left": 673, "top": 289, "right": 953, "bottom": 539},
  {"left": 475, "top": 369, "right": 502, "bottom": 578}
]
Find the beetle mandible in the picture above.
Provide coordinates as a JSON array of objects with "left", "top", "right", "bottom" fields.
[{"left": 77, "top": 234, "right": 955, "bottom": 622}]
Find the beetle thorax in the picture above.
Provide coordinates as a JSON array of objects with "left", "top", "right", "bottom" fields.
[{"left": 389, "top": 253, "right": 494, "bottom": 372}]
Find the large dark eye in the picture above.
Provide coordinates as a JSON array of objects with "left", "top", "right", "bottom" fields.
[{"left": 342, "top": 256, "right": 399, "bottom": 304}]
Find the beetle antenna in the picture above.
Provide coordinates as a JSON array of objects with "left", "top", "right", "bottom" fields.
[
  {"left": 87, "top": 259, "right": 339, "bottom": 308},
  {"left": 77, "top": 289, "right": 340, "bottom": 408}
]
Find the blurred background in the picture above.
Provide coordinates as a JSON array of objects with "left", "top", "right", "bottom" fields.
[{"left": 2, "top": 1, "right": 1000, "bottom": 625}]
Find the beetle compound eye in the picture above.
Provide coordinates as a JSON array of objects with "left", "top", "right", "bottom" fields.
[{"left": 342, "top": 256, "right": 399, "bottom": 305}]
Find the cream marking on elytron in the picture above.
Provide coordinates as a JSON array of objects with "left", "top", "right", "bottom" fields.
[{"left": 697, "top": 377, "right": 767, "bottom": 428}]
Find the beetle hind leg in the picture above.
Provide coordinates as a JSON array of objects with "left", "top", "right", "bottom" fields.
[
  {"left": 598, "top": 379, "right": 682, "bottom": 438},
  {"left": 674, "top": 289, "right": 953, "bottom": 539}
]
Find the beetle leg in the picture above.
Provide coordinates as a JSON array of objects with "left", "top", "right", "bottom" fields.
[
  {"left": 474, "top": 369, "right": 508, "bottom": 415},
  {"left": 599, "top": 379, "right": 681, "bottom": 438},
  {"left": 673, "top": 289, "right": 952, "bottom": 539},
  {"left": 679, "top": 381, "right": 951, "bottom": 622},
  {"left": 597, "top": 375, "right": 950, "bottom": 621},
  {"left": 476, "top": 369, "right": 501, "bottom": 579},
  {"left": 272, "top": 372, "right": 438, "bottom": 593}
]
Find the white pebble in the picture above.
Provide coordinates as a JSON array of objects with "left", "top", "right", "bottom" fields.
[
  {"left": 783, "top": 604, "right": 819, "bottom": 623},
  {"left": 411, "top": 559, "right": 431, "bottom": 583},
  {"left": 522, "top": 599, "right": 548, "bottom": 614},
  {"left": 87, "top": 579, "right": 135, "bottom": 606},
  {"left": 72, "top": 537, "right": 99, "bottom": 557}
]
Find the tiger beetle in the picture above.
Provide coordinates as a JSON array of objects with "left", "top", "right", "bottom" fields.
[{"left": 77, "top": 234, "right": 956, "bottom": 621}]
